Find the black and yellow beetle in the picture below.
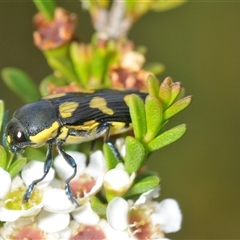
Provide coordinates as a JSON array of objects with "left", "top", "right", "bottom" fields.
[{"left": 4, "top": 89, "right": 147, "bottom": 205}]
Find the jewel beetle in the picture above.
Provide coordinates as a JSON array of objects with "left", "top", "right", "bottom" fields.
[{"left": 4, "top": 89, "right": 147, "bottom": 205}]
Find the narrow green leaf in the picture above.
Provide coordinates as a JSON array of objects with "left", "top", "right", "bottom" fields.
[
  {"left": 46, "top": 56, "right": 78, "bottom": 82},
  {"left": 70, "top": 42, "right": 90, "bottom": 86},
  {"left": 144, "top": 95, "right": 163, "bottom": 143},
  {"left": 168, "top": 82, "right": 181, "bottom": 106},
  {"left": 91, "top": 196, "right": 107, "bottom": 217},
  {"left": 0, "top": 100, "right": 4, "bottom": 132},
  {"left": 163, "top": 96, "right": 192, "bottom": 120},
  {"left": 0, "top": 145, "right": 7, "bottom": 169},
  {"left": 8, "top": 158, "right": 27, "bottom": 178},
  {"left": 33, "top": 0, "right": 56, "bottom": 20},
  {"left": 159, "top": 81, "right": 171, "bottom": 109},
  {"left": 152, "top": 1, "right": 186, "bottom": 12},
  {"left": 125, "top": 136, "right": 145, "bottom": 174},
  {"left": 147, "top": 75, "right": 160, "bottom": 98},
  {"left": 90, "top": 48, "right": 108, "bottom": 87},
  {"left": 146, "top": 124, "right": 187, "bottom": 153},
  {"left": 129, "top": 94, "right": 147, "bottom": 141},
  {"left": 103, "top": 143, "right": 119, "bottom": 170},
  {"left": 1, "top": 68, "right": 41, "bottom": 103},
  {"left": 125, "top": 175, "right": 160, "bottom": 198}
]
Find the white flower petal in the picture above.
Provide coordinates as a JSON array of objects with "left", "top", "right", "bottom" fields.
[
  {"left": 0, "top": 168, "right": 11, "bottom": 199},
  {"left": 21, "top": 160, "right": 54, "bottom": 188},
  {"left": 10, "top": 175, "right": 24, "bottom": 190},
  {"left": 107, "top": 197, "right": 129, "bottom": 231},
  {"left": 85, "top": 150, "right": 106, "bottom": 178},
  {"left": 54, "top": 151, "right": 86, "bottom": 180},
  {"left": 152, "top": 199, "right": 182, "bottom": 233},
  {"left": 45, "top": 227, "right": 72, "bottom": 240},
  {"left": 37, "top": 210, "right": 70, "bottom": 233},
  {"left": 72, "top": 202, "right": 99, "bottom": 225},
  {"left": 135, "top": 186, "right": 160, "bottom": 205},
  {"left": 100, "top": 219, "right": 130, "bottom": 240},
  {"left": 0, "top": 208, "right": 22, "bottom": 222},
  {"left": 104, "top": 163, "right": 130, "bottom": 192},
  {"left": 43, "top": 188, "right": 75, "bottom": 213},
  {"left": 0, "top": 203, "right": 42, "bottom": 222}
]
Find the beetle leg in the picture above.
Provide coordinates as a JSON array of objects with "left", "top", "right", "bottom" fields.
[
  {"left": 56, "top": 145, "right": 79, "bottom": 207},
  {"left": 23, "top": 143, "right": 53, "bottom": 203},
  {"left": 98, "top": 122, "right": 123, "bottom": 162}
]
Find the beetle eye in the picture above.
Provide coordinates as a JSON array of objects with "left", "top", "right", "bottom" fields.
[{"left": 12, "top": 127, "right": 27, "bottom": 143}]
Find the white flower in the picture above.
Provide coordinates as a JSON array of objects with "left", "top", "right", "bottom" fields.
[
  {"left": 107, "top": 192, "right": 182, "bottom": 239},
  {"left": 0, "top": 218, "right": 43, "bottom": 239},
  {"left": 0, "top": 175, "right": 43, "bottom": 222},
  {"left": 0, "top": 168, "right": 11, "bottom": 199},
  {"left": 150, "top": 199, "right": 182, "bottom": 233}
]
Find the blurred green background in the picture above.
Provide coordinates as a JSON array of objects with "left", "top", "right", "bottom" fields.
[{"left": 1, "top": 1, "right": 240, "bottom": 239}]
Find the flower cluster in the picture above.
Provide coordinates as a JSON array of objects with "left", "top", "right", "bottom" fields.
[
  {"left": 0, "top": 1, "right": 190, "bottom": 239},
  {"left": 0, "top": 150, "right": 181, "bottom": 240}
]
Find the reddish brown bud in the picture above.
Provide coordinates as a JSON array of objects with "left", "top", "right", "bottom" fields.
[{"left": 33, "top": 7, "right": 77, "bottom": 50}]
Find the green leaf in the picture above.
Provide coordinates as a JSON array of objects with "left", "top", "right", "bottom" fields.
[
  {"left": 163, "top": 96, "right": 192, "bottom": 120},
  {"left": 159, "top": 81, "right": 171, "bottom": 109},
  {"left": 8, "top": 158, "right": 27, "bottom": 178},
  {"left": 152, "top": 0, "right": 186, "bottom": 12},
  {"left": 1, "top": 68, "right": 41, "bottom": 103},
  {"left": 103, "top": 143, "right": 119, "bottom": 170},
  {"left": 70, "top": 42, "right": 90, "bottom": 86},
  {"left": 124, "top": 175, "right": 160, "bottom": 198},
  {"left": 91, "top": 196, "right": 107, "bottom": 217},
  {"left": 147, "top": 75, "right": 160, "bottom": 98},
  {"left": 129, "top": 94, "right": 147, "bottom": 142},
  {"left": 146, "top": 124, "right": 187, "bottom": 153},
  {"left": 0, "top": 100, "right": 4, "bottom": 132},
  {"left": 23, "top": 148, "right": 46, "bottom": 162},
  {"left": 33, "top": 0, "right": 56, "bottom": 20},
  {"left": 168, "top": 82, "right": 181, "bottom": 106},
  {"left": 125, "top": 136, "right": 145, "bottom": 174},
  {"left": 144, "top": 63, "right": 165, "bottom": 75},
  {"left": 144, "top": 95, "right": 163, "bottom": 143},
  {"left": 0, "top": 145, "right": 7, "bottom": 169}
]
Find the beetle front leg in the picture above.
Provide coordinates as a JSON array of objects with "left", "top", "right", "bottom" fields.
[
  {"left": 23, "top": 143, "right": 53, "bottom": 203},
  {"left": 56, "top": 145, "right": 79, "bottom": 207}
]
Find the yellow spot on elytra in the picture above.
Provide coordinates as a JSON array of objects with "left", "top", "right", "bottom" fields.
[
  {"left": 29, "top": 121, "right": 59, "bottom": 146},
  {"left": 89, "top": 97, "right": 114, "bottom": 115},
  {"left": 42, "top": 92, "right": 66, "bottom": 99},
  {"left": 59, "top": 102, "right": 79, "bottom": 118}
]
